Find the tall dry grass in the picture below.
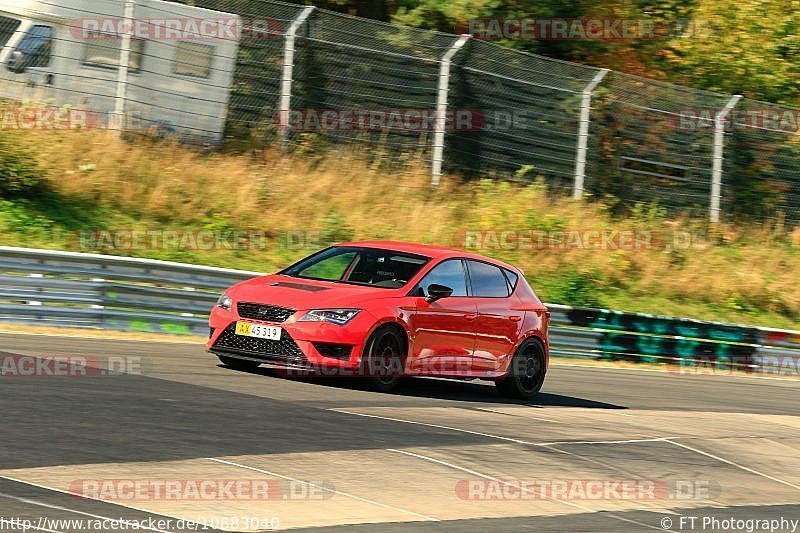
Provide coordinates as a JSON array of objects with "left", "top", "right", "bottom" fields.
[{"left": 5, "top": 129, "right": 800, "bottom": 328}]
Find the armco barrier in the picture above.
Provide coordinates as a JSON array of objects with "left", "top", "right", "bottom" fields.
[
  {"left": 1, "top": 246, "right": 798, "bottom": 373},
  {"left": 547, "top": 304, "right": 800, "bottom": 372},
  {"left": 0, "top": 246, "right": 259, "bottom": 335}
]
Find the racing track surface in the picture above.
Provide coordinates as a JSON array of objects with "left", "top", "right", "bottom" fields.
[{"left": 0, "top": 332, "right": 799, "bottom": 532}]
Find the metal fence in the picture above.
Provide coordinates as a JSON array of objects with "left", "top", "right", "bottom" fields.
[
  {"left": 2, "top": 246, "right": 799, "bottom": 374},
  {"left": 0, "top": 0, "right": 799, "bottom": 223}
]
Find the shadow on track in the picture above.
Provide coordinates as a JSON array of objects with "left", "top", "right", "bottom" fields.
[{"left": 220, "top": 364, "right": 627, "bottom": 409}]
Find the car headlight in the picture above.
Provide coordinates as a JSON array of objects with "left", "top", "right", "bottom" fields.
[
  {"left": 216, "top": 294, "right": 233, "bottom": 311},
  {"left": 298, "top": 309, "right": 361, "bottom": 326}
]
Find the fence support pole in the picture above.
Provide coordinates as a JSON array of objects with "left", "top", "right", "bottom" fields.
[
  {"left": 710, "top": 95, "right": 742, "bottom": 223},
  {"left": 111, "top": 0, "right": 136, "bottom": 137},
  {"left": 431, "top": 34, "right": 471, "bottom": 187},
  {"left": 572, "top": 68, "right": 609, "bottom": 199},
  {"left": 279, "top": 7, "right": 315, "bottom": 145}
]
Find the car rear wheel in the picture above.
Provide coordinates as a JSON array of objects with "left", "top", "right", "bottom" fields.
[
  {"left": 217, "top": 355, "right": 261, "bottom": 371},
  {"left": 361, "top": 325, "right": 406, "bottom": 393},
  {"left": 495, "top": 339, "right": 546, "bottom": 400}
]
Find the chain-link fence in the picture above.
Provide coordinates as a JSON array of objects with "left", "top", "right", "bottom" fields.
[
  {"left": 586, "top": 71, "right": 733, "bottom": 217},
  {"left": 0, "top": 0, "right": 798, "bottom": 224}
]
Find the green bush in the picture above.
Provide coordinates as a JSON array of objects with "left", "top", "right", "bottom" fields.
[
  {"left": 0, "top": 137, "right": 42, "bottom": 197},
  {"left": 538, "top": 270, "right": 603, "bottom": 308}
]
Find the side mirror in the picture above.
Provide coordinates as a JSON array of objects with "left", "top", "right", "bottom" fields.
[
  {"left": 7, "top": 50, "right": 26, "bottom": 73},
  {"left": 425, "top": 283, "right": 453, "bottom": 302}
]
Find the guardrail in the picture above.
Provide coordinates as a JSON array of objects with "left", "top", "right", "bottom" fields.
[
  {"left": 547, "top": 304, "right": 800, "bottom": 373},
  {"left": 1, "top": 246, "right": 798, "bottom": 373},
  {"left": 0, "top": 246, "right": 260, "bottom": 335}
]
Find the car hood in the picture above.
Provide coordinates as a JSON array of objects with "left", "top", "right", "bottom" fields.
[{"left": 226, "top": 274, "right": 403, "bottom": 311}]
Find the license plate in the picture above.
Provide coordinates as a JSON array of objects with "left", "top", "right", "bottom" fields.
[{"left": 235, "top": 322, "right": 282, "bottom": 340}]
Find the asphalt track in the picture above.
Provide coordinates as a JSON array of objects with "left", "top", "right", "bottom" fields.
[{"left": 0, "top": 332, "right": 798, "bottom": 532}]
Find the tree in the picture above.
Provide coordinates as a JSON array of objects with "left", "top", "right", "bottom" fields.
[{"left": 659, "top": 0, "right": 800, "bottom": 105}]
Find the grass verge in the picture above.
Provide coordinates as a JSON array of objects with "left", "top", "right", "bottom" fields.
[{"left": 1, "top": 129, "right": 798, "bottom": 330}]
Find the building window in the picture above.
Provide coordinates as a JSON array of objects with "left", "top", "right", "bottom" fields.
[{"left": 174, "top": 41, "right": 214, "bottom": 78}]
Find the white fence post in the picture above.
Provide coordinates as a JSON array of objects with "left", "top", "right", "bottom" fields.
[
  {"left": 111, "top": 0, "right": 136, "bottom": 136},
  {"left": 431, "top": 34, "right": 471, "bottom": 187},
  {"left": 710, "top": 95, "right": 742, "bottom": 223},
  {"left": 279, "top": 6, "right": 315, "bottom": 145},
  {"left": 572, "top": 68, "right": 609, "bottom": 199}
]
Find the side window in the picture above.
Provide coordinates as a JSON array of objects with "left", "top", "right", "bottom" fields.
[
  {"left": 503, "top": 268, "right": 519, "bottom": 292},
  {"left": 82, "top": 33, "right": 144, "bottom": 72},
  {"left": 12, "top": 25, "right": 53, "bottom": 69},
  {"left": 417, "top": 259, "right": 468, "bottom": 297},
  {"left": 174, "top": 41, "right": 214, "bottom": 78},
  {"left": 467, "top": 260, "right": 510, "bottom": 297}
]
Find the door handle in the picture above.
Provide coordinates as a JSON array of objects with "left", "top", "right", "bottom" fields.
[
  {"left": 509, "top": 316, "right": 522, "bottom": 322},
  {"left": 464, "top": 314, "right": 477, "bottom": 321}
]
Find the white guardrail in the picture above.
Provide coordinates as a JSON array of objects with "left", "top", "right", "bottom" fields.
[{"left": 1, "top": 246, "right": 798, "bottom": 372}]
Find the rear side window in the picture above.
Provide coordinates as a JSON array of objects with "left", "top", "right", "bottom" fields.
[
  {"left": 467, "top": 260, "right": 510, "bottom": 297},
  {"left": 417, "top": 259, "right": 468, "bottom": 297},
  {"left": 504, "top": 268, "right": 519, "bottom": 292},
  {"left": 174, "top": 41, "right": 214, "bottom": 78}
]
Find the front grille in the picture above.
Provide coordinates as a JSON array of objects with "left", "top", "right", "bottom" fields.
[
  {"left": 237, "top": 302, "right": 295, "bottom": 322},
  {"left": 212, "top": 324, "right": 308, "bottom": 367},
  {"left": 209, "top": 327, "right": 215, "bottom": 339}
]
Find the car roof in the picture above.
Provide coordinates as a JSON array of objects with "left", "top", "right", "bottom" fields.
[{"left": 337, "top": 240, "right": 520, "bottom": 272}]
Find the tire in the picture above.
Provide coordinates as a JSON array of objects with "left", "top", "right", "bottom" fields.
[
  {"left": 361, "top": 325, "right": 406, "bottom": 393},
  {"left": 495, "top": 338, "right": 547, "bottom": 400},
  {"left": 217, "top": 355, "right": 261, "bottom": 371}
]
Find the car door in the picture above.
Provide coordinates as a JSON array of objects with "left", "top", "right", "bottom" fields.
[
  {"left": 405, "top": 259, "right": 477, "bottom": 377},
  {"left": 466, "top": 260, "right": 523, "bottom": 373}
]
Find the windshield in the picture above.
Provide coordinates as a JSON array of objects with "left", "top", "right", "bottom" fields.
[
  {"left": 280, "top": 246, "right": 430, "bottom": 288},
  {"left": 0, "top": 16, "right": 21, "bottom": 50}
]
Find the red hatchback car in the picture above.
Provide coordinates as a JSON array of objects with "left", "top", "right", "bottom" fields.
[{"left": 207, "top": 241, "right": 549, "bottom": 399}]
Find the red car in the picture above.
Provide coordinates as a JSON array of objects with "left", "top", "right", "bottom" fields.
[{"left": 207, "top": 241, "right": 549, "bottom": 399}]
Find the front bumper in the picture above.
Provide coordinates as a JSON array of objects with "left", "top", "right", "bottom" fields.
[{"left": 206, "top": 305, "right": 374, "bottom": 375}]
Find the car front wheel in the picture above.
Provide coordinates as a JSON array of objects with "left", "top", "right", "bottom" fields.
[
  {"left": 495, "top": 338, "right": 546, "bottom": 400},
  {"left": 361, "top": 325, "right": 406, "bottom": 393}
]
